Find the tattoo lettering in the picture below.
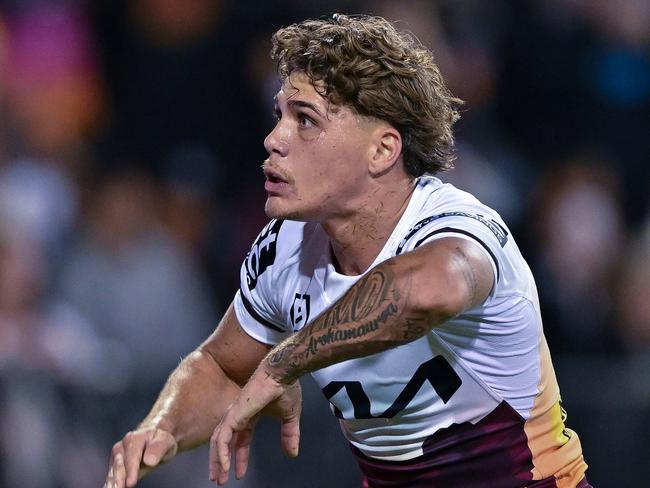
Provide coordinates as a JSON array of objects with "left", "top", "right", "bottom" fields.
[
  {"left": 306, "top": 303, "right": 398, "bottom": 357},
  {"left": 268, "top": 343, "right": 295, "bottom": 366},
  {"left": 263, "top": 263, "right": 412, "bottom": 383},
  {"left": 402, "top": 316, "right": 427, "bottom": 341}
]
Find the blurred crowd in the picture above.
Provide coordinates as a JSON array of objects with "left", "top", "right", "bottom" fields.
[{"left": 0, "top": 0, "right": 648, "bottom": 486}]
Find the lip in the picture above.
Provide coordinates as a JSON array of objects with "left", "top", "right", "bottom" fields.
[
  {"left": 263, "top": 165, "right": 290, "bottom": 195},
  {"left": 264, "top": 179, "right": 290, "bottom": 195}
]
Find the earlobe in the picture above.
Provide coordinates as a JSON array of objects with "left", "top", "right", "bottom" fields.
[{"left": 368, "top": 128, "right": 402, "bottom": 177}]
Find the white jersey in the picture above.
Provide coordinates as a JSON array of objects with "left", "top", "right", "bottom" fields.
[{"left": 234, "top": 176, "right": 586, "bottom": 486}]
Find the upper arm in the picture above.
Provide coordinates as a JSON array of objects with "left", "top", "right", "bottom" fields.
[
  {"left": 398, "top": 236, "right": 494, "bottom": 320},
  {"left": 199, "top": 301, "right": 272, "bottom": 386}
]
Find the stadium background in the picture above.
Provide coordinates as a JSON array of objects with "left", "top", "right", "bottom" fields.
[{"left": 0, "top": 0, "right": 648, "bottom": 486}]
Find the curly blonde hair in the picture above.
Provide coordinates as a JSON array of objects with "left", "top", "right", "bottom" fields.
[{"left": 271, "top": 13, "right": 461, "bottom": 176}]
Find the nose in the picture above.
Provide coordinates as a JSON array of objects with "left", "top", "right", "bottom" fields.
[{"left": 264, "top": 121, "right": 289, "bottom": 157}]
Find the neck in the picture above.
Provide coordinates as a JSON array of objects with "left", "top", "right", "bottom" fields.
[{"left": 322, "top": 176, "right": 416, "bottom": 275}]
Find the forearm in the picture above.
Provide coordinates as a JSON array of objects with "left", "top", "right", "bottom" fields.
[
  {"left": 262, "top": 237, "right": 492, "bottom": 384},
  {"left": 264, "top": 257, "right": 448, "bottom": 383},
  {"left": 139, "top": 349, "right": 241, "bottom": 451}
]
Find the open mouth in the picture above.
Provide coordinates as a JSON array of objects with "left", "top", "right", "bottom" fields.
[
  {"left": 264, "top": 166, "right": 289, "bottom": 184},
  {"left": 267, "top": 173, "right": 286, "bottom": 183},
  {"left": 263, "top": 165, "right": 291, "bottom": 194}
]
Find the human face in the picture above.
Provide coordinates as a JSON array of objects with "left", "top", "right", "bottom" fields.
[{"left": 263, "top": 72, "right": 377, "bottom": 222}]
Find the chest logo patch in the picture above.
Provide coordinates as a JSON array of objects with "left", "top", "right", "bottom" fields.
[{"left": 290, "top": 293, "right": 311, "bottom": 330}]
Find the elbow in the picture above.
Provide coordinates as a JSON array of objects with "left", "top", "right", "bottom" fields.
[{"left": 394, "top": 254, "right": 476, "bottom": 327}]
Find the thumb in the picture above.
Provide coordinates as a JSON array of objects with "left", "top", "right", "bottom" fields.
[
  {"left": 142, "top": 429, "right": 178, "bottom": 467},
  {"left": 280, "top": 414, "right": 301, "bottom": 458}
]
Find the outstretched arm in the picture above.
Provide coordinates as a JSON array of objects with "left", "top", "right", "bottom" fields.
[
  {"left": 105, "top": 303, "right": 271, "bottom": 488},
  {"left": 210, "top": 236, "right": 494, "bottom": 484}
]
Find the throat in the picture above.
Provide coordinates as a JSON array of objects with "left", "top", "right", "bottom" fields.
[
  {"left": 325, "top": 212, "right": 400, "bottom": 276},
  {"left": 323, "top": 178, "right": 417, "bottom": 276}
]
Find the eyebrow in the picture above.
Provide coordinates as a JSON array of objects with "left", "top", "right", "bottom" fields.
[
  {"left": 273, "top": 91, "right": 328, "bottom": 118},
  {"left": 287, "top": 99, "right": 325, "bottom": 118}
]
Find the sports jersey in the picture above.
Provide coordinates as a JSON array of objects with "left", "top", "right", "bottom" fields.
[{"left": 234, "top": 176, "right": 588, "bottom": 487}]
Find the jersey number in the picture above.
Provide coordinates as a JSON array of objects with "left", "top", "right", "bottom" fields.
[{"left": 322, "top": 355, "right": 462, "bottom": 419}]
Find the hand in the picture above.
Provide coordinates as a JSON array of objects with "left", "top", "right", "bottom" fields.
[
  {"left": 209, "top": 367, "right": 302, "bottom": 485},
  {"left": 104, "top": 426, "right": 178, "bottom": 488}
]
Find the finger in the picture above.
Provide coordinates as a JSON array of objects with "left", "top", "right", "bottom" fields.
[
  {"left": 143, "top": 429, "right": 178, "bottom": 467},
  {"left": 104, "top": 466, "right": 114, "bottom": 488},
  {"left": 216, "top": 421, "right": 235, "bottom": 485},
  {"left": 234, "top": 427, "right": 254, "bottom": 480},
  {"left": 123, "top": 434, "right": 147, "bottom": 487},
  {"left": 114, "top": 451, "right": 126, "bottom": 488},
  {"left": 209, "top": 423, "right": 229, "bottom": 482},
  {"left": 280, "top": 414, "right": 301, "bottom": 458}
]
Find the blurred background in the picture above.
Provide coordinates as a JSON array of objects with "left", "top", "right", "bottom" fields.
[{"left": 0, "top": 0, "right": 647, "bottom": 486}]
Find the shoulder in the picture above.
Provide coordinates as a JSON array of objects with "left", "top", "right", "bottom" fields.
[
  {"left": 394, "top": 176, "right": 511, "bottom": 286},
  {"left": 243, "top": 219, "right": 321, "bottom": 291},
  {"left": 398, "top": 176, "right": 509, "bottom": 253},
  {"left": 237, "top": 219, "right": 321, "bottom": 344}
]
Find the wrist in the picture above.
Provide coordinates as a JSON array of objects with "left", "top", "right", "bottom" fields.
[{"left": 264, "top": 344, "right": 302, "bottom": 385}]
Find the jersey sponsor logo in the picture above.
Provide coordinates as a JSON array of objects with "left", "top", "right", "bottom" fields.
[
  {"left": 397, "top": 212, "right": 509, "bottom": 255},
  {"left": 322, "top": 355, "right": 462, "bottom": 419},
  {"left": 290, "top": 293, "right": 311, "bottom": 330},
  {"left": 245, "top": 219, "right": 283, "bottom": 290}
]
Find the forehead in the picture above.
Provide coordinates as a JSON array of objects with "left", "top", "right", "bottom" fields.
[
  {"left": 276, "top": 71, "right": 367, "bottom": 126},
  {"left": 276, "top": 72, "right": 330, "bottom": 109},
  {"left": 277, "top": 71, "right": 317, "bottom": 96}
]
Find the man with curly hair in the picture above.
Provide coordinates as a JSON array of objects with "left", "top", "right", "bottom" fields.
[{"left": 105, "top": 14, "right": 590, "bottom": 488}]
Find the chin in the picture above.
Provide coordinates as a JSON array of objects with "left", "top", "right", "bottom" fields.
[{"left": 264, "top": 198, "right": 317, "bottom": 222}]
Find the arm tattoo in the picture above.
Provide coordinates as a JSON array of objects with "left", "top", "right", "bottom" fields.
[
  {"left": 263, "top": 261, "right": 437, "bottom": 384},
  {"left": 313, "top": 268, "right": 392, "bottom": 332},
  {"left": 402, "top": 316, "right": 427, "bottom": 341}
]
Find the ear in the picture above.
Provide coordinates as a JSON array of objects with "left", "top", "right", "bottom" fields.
[{"left": 368, "top": 126, "right": 402, "bottom": 177}]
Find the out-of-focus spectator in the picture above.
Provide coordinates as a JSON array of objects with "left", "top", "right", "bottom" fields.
[
  {"left": 0, "top": 230, "right": 124, "bottom": 488},
  {"left": 0, "top": 158, "right": 78, "bottom": 257},
  {"left": 2, "top": 1, "right": 105, "bottom": 158},
  {"left": 0, "top": 1, "right": 107, "bottom": 259},
  {"left": 530, "top": 157, "right": 624, "bottom": 353},
  {"left": 93, "top": 0, "right": 265, "bottom": 191},
  {"left": 57, "top": 168, "right": 214, "bottom": 396},
  {"left": 53, "top": 168, "right": 219, "bottom": 486}
]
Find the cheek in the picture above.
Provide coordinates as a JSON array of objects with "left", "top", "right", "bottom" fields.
[{"left": 291, "top": 130, "right": 366, "bottom": 195}]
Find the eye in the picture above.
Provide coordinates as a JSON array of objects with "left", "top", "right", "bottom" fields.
[
  {"left": 272, "top": 108, "right": 281, "bottom": 121},
  {"left": 297, "top": 113, "right": 315, "bottom": 129}
]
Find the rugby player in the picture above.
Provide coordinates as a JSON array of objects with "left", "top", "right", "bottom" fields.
[{"left": 105, "top": 14, "right": 590, "bottom": 488}]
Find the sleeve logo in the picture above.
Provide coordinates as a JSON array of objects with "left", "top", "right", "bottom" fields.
[
  {"left": 396, "top": 212, "right": 509, "bottom": 255},
  {"left": 245, "top": 219, "right": 283, "bottom": 290}
]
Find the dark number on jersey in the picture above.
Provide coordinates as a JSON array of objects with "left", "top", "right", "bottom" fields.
[{"left": 322, "top": 355, "right": 462, "bottom": 419}]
